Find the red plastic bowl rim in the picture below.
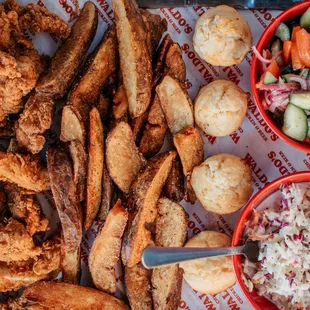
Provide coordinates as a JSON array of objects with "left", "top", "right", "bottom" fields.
[
  {"left": 232, "top": 171, "right": 310, "bottom": 309},
  {"left": 250, "top": 1, "right": 310, "bottom": 153}
]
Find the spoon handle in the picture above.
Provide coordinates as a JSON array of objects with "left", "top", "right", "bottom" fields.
[{"left": 141, "top": 246, "right": 244, "bottom": 269}]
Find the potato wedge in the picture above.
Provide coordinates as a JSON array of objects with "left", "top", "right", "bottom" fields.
[
  {"left": 85, "top": 107, "right": 104, "bottom": 230},
  {"left": 60, "top": 105, "right": 86, "bottom": 146},
  {"left": 47, "top": 145, "right": 82, "bottom": 284},
  {"left": 121, "top": 151, "right": 176, "bottom": 267},
  {"left": 125, "top": 264, "right": 152, "bottom": 310},
  {"left": 165, "top": 43, "right": 186, "bottom": 83},
  {"left": 36, "top": 2, "right": 98, "bottom": 98},
  {"left": 111, "top": 84, "right": 129, "bottom": 128},
  {"left": 156, "top": 75, "right": 194, "bottom": 135},
  {"left": 173, "top": 126, "right": 204, "bottom": 203},
  {"left": 152, "top": 198, "right": 188, "bottom": 310},
  {"left": 98, "top": 165, "right": 114, "bottom": 221},
  {"left": 141, "top": 10, "right": 168, "bottom": 58},
  {"left": 112, "top": 0, "right": 152, "bottom": 118},
  {"left": 130, "top": 110, "right": 148, "bottom": 143},
  {"left": 139, "top": 94, "right": 167, "bottom": 158},
  {"left": 68, "top": 26, "right": 118, "bottom": 121},
  {"left": 106, "top": 122, "right": 145, "bottom": 193},
  {"left": 24, "top": 282, "right": 129, "bottom": 310},
  {"left": 69, "top": 141, "right": 87, "bottom": 202},
  {"left": 163, "top": 156, "right": 184, "bottom": 202},
  {"left": 152, "top": 34, "right": 173, "bottom": 87},
  {"left": 89, "top": 200, "right": 128, "bottom": 294}
]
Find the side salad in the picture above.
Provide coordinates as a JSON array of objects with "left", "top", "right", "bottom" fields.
[
  {"left": 242, "top": 183, "right": 310, "bottom": 310},
  {"left": 254, "top": 7, "right": 310, "bottom": 143}
]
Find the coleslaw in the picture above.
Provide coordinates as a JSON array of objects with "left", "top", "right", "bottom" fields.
[{"left": 242, "top": 183, "right": 310, "bottom": 309}]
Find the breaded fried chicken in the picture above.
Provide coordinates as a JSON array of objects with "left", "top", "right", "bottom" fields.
[
  {"left": 0, "top": 296, "right": 26, "bottom": 310},
  {"left": 0, "top": 51, "right": 38, "bottom": 121},
  {"left": 15, "top": 94, "right": 54, "bottom": 154},
  {"left": 0, "top": 152, "right": 50, "bottom": 192},
  {"left": 0, "top": 5, "right": 11, "bottom": 51},
  {"left": 3, "top": 0, "right": 23, "bottom": 15},
  {"left": 0, "top": 238, "right": 61, "bottom": 292},
  {"left": 0, "top": 218, "right": 41, "bottom": 262},
  {"left": 5, "top": 184, "right": 49, "bottom": 236},
  {"left": 19, "top": 4, "right": 71, "bottom": 40},
  {"left": 0, "top": 189, "right": 7, "bottom": 217}
]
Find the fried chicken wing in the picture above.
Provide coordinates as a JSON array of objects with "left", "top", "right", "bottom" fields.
[
  {"left": 0, "top": 152, "right": 50, "bottom": 192},
  {"left": 0, "top": 51, "right": 38, "bottom": 121},
  {"left": 19, "top": 4, "right": 71, "bottom": 40},
  {"left": 0, "top": 238, "right": 61, "bottom": 292},
  {"left": 0, "top": 218, "right": 41, "bottom": 262},
  {"left": 15, "top": 94, "right": 54, "bottom": 154},
  {"left": 5, "top": 184, "right": 49, "bottom": 236}
]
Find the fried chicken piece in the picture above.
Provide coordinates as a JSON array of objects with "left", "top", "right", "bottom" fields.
[
  {"left": 0, "top": 51, "right": 38, "bottom": 122},
  {"left": 0, "top": 296, "right": 27, "bottom": 310},
  {"left": 15, "top": 94, "right": 54, "bottom": 154},
  {"left": 0, "top": 189, "right": 7, "bottom": 217},
  {"left": 0, "top": 152, "right": 50, "bottom": 192},
  {"left": 3, "top": 0, "right": 23, "bottom": 15},
  {"left": 0, "top": 238, "right": 61, "bottom": 292},
  {"left": 19, "top": 4, "right": 71, "bottom": 40},
  {"left": 0, "top": 5, "right": 11, "bottom": 51},
  {"left": 0, "top": 218, "right": 41, "bottom": 262},
  {"left": 5, "top": 184, "right": 49, "bottom": 236}
]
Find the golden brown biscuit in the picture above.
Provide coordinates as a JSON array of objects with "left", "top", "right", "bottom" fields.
[
  {"left": 194, "top": 80, "right": 248, "bottom": 137},
  {"left": 180, "top": 231, "right": 236, "bottom": 294},
  {"left": 193, "top": 5, "right": 252, "bottom": 66},
  {"left": 191, "top": 153, "right": 253, "bottom": 214}
]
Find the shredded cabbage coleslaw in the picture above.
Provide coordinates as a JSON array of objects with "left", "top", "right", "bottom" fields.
[{"left": 242, "top": 183, "right": 310, "bottom": 310}]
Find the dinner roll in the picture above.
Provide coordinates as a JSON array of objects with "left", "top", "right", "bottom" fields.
[
  {"left": 194, "top": 80, "right": 248, "bottom": 137},
  {"left": 191, "top": 153, "right": 253, "bottom": 214},
  {"left": 180, "top": 231, "right": 236, "bottom": 294},
  {"left": 193, "top": 5, "right": 252, "bottom": 66}
]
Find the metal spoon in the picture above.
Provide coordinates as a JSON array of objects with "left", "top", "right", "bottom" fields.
[{"left": 141, "top": 239, "right": 259, "bottom": 269}]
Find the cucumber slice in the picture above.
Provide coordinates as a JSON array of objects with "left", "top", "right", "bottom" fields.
[
  {"left": 264, "top": 71, "right": 278, "bottom": 84},
  {"left": 275, "top": 23, "right": 291, "bottom": 41},
  {"left": 282, "top": 104, "right": 307, "bottom": 141},
  {"left": 300, "top": 7, "right": 310, "bottom": 31},
  {"left": 281, "top": 73, "right": 296, "bottom": 82},
  {"left": 289, "top": 92, "right": 310, "bottom": 109}
]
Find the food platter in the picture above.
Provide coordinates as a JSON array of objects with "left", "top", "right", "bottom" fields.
[{"left": 0, "top": 0, "right": 309, "bottom": 309}]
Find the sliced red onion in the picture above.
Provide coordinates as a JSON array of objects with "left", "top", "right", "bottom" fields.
[
  {"left": 257, "top": 83, "right": 300, "bottom": 91},
  {"left": 252, "top": 46, "right": 272, "bottom": 64},
  {"left": 287, "top": 76, "right": 308, "bottom": 90}
]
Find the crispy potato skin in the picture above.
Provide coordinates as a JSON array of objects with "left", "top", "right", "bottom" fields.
[
  {"left": 106, "top": 122, "right": 146, "bottom": 193},
  {"left": 85, "top": 107, "right": 104, "bottom": 230},
  {"left": 163, "top": 156, "right": 184, "bottom": 202},
  {"left": 173, "top": 126, "right": 204, "bottom": 203},
  {"left": 60, "top": 105, "right": 86, "bottom": 146},
  {"left": 24, "top": 282, "right": 129, "bottom": 309},
  {"left": 89, "top": 200, "right": 128, "bottom": 294},
  {"left": 47, "top": 145, "right": 82, "bottom": 284},
  {"left": 125, "top": 263, "right": 152, "bottom": 310},
  {"left": 69, "top": 141, "right": 87, "bottom": 202},
  {"left": 152, "top": 198, "right": 188, "bottom": 310},
  {"left": 156, "top": 75, "right": 194, "bottom": 135},
  {"left": 121, "top": 151, "right": 176, "bottom": 267},
  {"left": 69, "top": 26, "right": 118, "bottom": 121},
  {"left": 36, "top": 2, "right": 98, "bottom": 98},
  {"left": 164, "top": 43, "right": 186, "bottom": 83},
  {"left": 112, "top": 0, "right": 152, "bottom": 118}
]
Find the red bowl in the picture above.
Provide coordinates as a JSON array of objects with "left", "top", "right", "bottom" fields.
[
  {"left": 250, "top": 1, "right": 310, "bottom": 153},
  {"left": 232, "top": 171, "right": 310, "bottom": 310}
]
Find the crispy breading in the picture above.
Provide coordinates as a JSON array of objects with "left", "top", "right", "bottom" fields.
[
  {"left": 0, "top": 51, "right": 38, "bottom": 122},
  {"left": 0, "top": 152, "right": 50, "bottom": 192},
  {"left": 0, "top": 189, "right": 7, "bottom": 217},
  {"left": 0, "top": 5, "right": 11, "bottom": 51},
  {"left": 5, "top": 184, "right": 49, "bottom": 236},
  {"left": 24, "top": 282, "right": 129, "bottom": 309},
  {"left": 3, "top": 0, "right": 23, "bottom": 15},
  {"left": 89, "top": 200, "right": 128, "bottom": 294},
  {"left": 0, "top": 297, "right": 26, "bottom": 310},
  {"left": 0, "top": 239, "right": 61, "bottom": 292},
  {"left": 19, "top": 4, "right": 71, "bottom": 40},
  {"left": 15, "top": 93, "right": 54, "bottom": 154},
  {"left": 0, "top": 218, "right": 41, "bottom": 262}
]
